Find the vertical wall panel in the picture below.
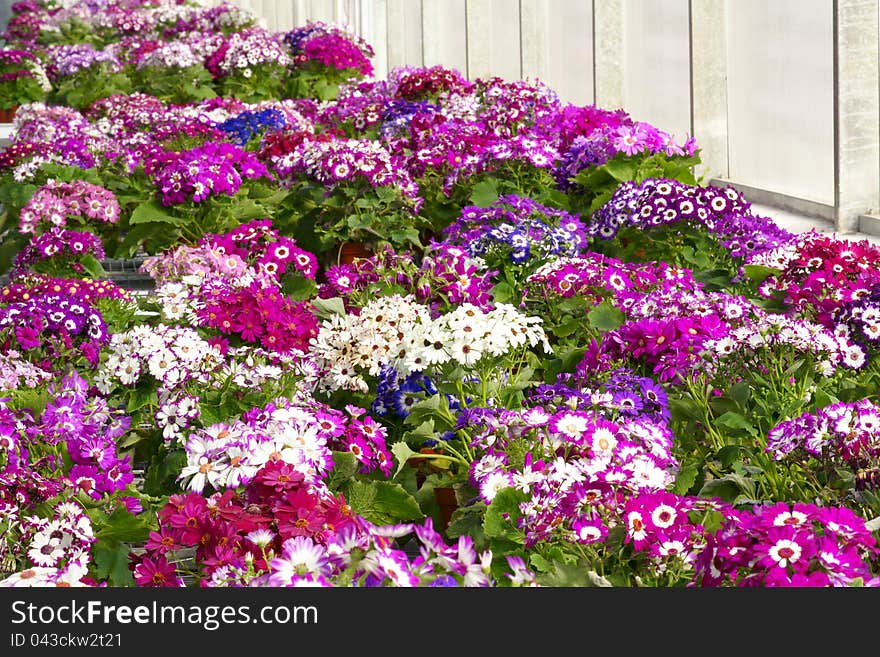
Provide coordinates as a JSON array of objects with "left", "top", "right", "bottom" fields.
[
  {"left": 306, "top": 0, "right": 337, "bottom": 23},
  {"left": 386, "top": 0, "right": 423, "bottom": 71},
  {"left": 545, "top": 0, "right": 594, "bottom": 105},
  {"left": 466, "top": 0, "right": 522, "bottom": 82},
  {"left": 359, "top": 0, "right": 390, "bottom": 80},
  {"left": 273, "top": 2, "right": 295, "bottom": 30},
  {"left": 622, "top": 0, "right": 691, "bottom": 143},
  {"left": 727, "top": 0, "right": 835, "bottom": 204},
  {"left": 421, "top": 0, "right": 468, "bottom": 73},
  {"left": 520, "top": 0, "right": 549, "bottom": 81}
]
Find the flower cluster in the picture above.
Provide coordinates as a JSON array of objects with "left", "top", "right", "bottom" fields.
[
  {"left": 38, "top": 372, "right": 134, "bottom": 499},
  {"left": 95, "top": 323, "right": 220, "bottom": 391},
  {"left": 46, "top": 44, "right": 124, "bottom": 79},
  {"left": 310, "top": 294, "right": 550, "bottom": 393},
  {"left": 463, "top": 381, "right": 679, "bottom": 545},
  {"left": 216, "top": 108, "right": 287, "bottom": 146},
  {"left": 198, "top": 277, "right": 319, "bottom": 355},
  {"left": 0, "top": 291, "right": 108, "bottom": 368},
  {"left": 0, "top": 351, "right": 54, "bottom": 391},
  {"left": 18, "top": 178, "right": 120, "bottom": 234},
  {"left": 693, "top": 502, "right": 879, "bottom": 587},
  {"left": 283, "top": 21, "right": 374, "bottom": 77},
  {"left": 555, "top": 122, "right": 697, "bottom": 190},
  {"left": 0, "top": 274, "right": 131, "bottom": 305},
  {"left": 524, "top": 253, "right": 700, "bottom": 313},
  {"left": 767, "top": 399, "right": 880, "bottom": 488},
  {"left": 747, "top": 230, "right": 880, "bottom": 327},
  {"left": 274, "top": 135, "right": 419, "bottom": 202},
  {"left": 179, "top": 395, "right": 390, "bottom": 495},
  {"left": 0, "top": 47, "right": 51, "bottom": 107},
  {"left": 0, "top": 503, "right": 95, "bottom": 587},
  {"left": 205, "top": 27, "right": 291, "bottom": 78},
  {"left": 394, "top": 65, "right": 471, "bottom": 102},
  {"left": 11, "top": 227, "right": 105, "bottom": 279},
  {"left": 144, "top": 141, "right": 270, "bottom": 206},
  {"left": 442, "top": 194, "right": 588, "bottom": 268},
  {"left": 319, "top": 243, "right": 496, "bottom": 315}
]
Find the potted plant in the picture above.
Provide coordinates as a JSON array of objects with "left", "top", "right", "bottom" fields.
[
  {"left": 0, "top": 48, "right": 51, "bottom": 121},
  {"left": 265, "top": 132, "right": 429, "bottom": 266}
]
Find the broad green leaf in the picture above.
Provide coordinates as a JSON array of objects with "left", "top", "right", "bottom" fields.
[
  {"left": 327, "top": 451, "right": 360, "bottom": 490},
  {"left": 93, "top": 541, "right": 135, "bottom": 587},
  {"left": 729, "top": 381, "right": 751, "bottom": 404},
  {"left": 345, "top": 480, "right": 423, "bottom": 525},
  {"left": 715, "top": 411, "right": 755, "bottom": 433},
  {"left": 469, "top": 179, "right": 499, "bottom": 207},
  {"left": 445, "top": 502, "right": 488, "bottom": 549},
  {"left": 603, "top": 156, "right": 637, "bottom": 182},
  {"left": 586, "top": 301, "right": 625, "bottom": 332},
  {"left": 716, "top": 445, "right": 742, "bottom": 467},
  {"left": 310, "top": 296, "right": 347, "bottom": 318},
  {"left": 673, "top": 462, "right": 700, "bottom": 495},
  {"left": 129, "top": 199, "right": 186, "bottom": 226},
  {"left": 536, "top": 560, "right": 605, "bottom": 587},
  {"left": 483, "top": 487, "right": 527, "bottom": 541},
  {"left": 743, "top": 264, "right": 780, "bottom": 283},
  {"left": 390, "top": 441, "right": 418, "bottom": 478},
  {"left": 79, "top": 253, "right": 106, "bottom": 279},
  {"left": 699, "top": 473, "right": 756, "bottom": 502},
  {"left": 95, "top": 506, "right": 153, "bottom": 544},
  {"left": 126, "top": 384, "right": 157, "bottom": 413}
]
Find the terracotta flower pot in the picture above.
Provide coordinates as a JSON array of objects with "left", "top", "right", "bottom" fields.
[
  {"left": 0, "top": 105, "right": 17, "bottom": 123},
  {"left": 433, "top": 486, "right": 458, "bottom": 533},
  {"left": 337, "top": 241, "right": 372, "bottom": 265}
]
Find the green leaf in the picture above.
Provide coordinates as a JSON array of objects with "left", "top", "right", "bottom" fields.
[
  {"left": 129, "top": 199, "right": 186, "bottom": 226},
  {"left": 603, "top": 157, "right": 636, "bottom": 183},
  {"left": 445, "top": 502, "right": 488, "bottom": 549},
  {"left": 95, "top": 506, "right": 152, "bottom": 544},
  {"left": 310, "top": 296, "right": 347, "bottom": 319},
  {"left": 390, "top": 441, "right": 418, "bottom": 478},
  {"left": 673, "top": 462, "right": 699, "bottom": 495},
  {"left": 669, "top": 396, "right": 703, "bottom": 421},
  {"left": 716, "top": 445, "right": 741, "bottom": 467},
  {"left": 469, "top": 179, "right": 499, "bottom": 207},
  {"left": 345, "top": 480, "right": 423, "bottom": 525},
  {"left": 743, "top": 264, "right": 780, "bottom": 283},
  {"left": 715, "top": 411, "right": 755, "bottom": 433},
  {"left": 281, "top": 275, "right": 318, "bottom": 301},
  {"left": 699, "top": 473, "right": 756, "bottom": 502},
  {"left": 79, "top": 253, "right": 106, "bottom": 279},
  {"left": 327, "top": 451, "right": 360, "bottom": 490},
  {"left": 586, "top": 301, "right": 625, "bottom": 332},
  {"left": 143, "top": 449, "right": 187, "bottom": 496},
  {"left": 536, "top": 561, "right": 606, "bottom": 587},
  {"left": 483, "top": 487, "right": 527, "bottom": 542},
  {"left": 729, "top": 381, "right": 751, "bottom": 404},
  {"left": 93, "top": 542, "right": 135, "bottom": 587},
  {"left": 551, "top": 316, "right": 583, "bottom": 338},
  {"left": 126, "top": 384, "right": 158, "bottom": 413}
]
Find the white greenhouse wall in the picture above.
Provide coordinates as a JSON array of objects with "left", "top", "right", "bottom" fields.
[
  {"left": 160, "top": 1, "right": 880, "bottom": 228},
  {"left": 622, "top": 0, "right": 692, "bottom": 144},
  {"left": 726, "top": 0, "right": 835, "bottom": 205}
]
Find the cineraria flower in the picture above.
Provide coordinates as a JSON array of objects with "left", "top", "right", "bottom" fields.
[
  {"left": 767, "top": 398, "right": 880, "bottom": 493},
  {"left": 442, "top": 194, "right": 588, "bottom": 271},
  {"left": 284, "top": 21, "right": 374, "bottom": 77},
  {"left": 145, "top": 141, "right": 271, "bottom": 206},
  {"left": 0, "top": 291, "right": 108, "bottom": 369},
  {"left": 10, "top": 227, "right": 105, "bottom": 279},
  {"left": 318, "top": 243, "right": 496, "bottom": 316},
  {"left": 694, "top": 502, "right": 879, "bottom": 587},
  {"left": 18, "top": 179, "right": 120, "bottom": 235}
]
